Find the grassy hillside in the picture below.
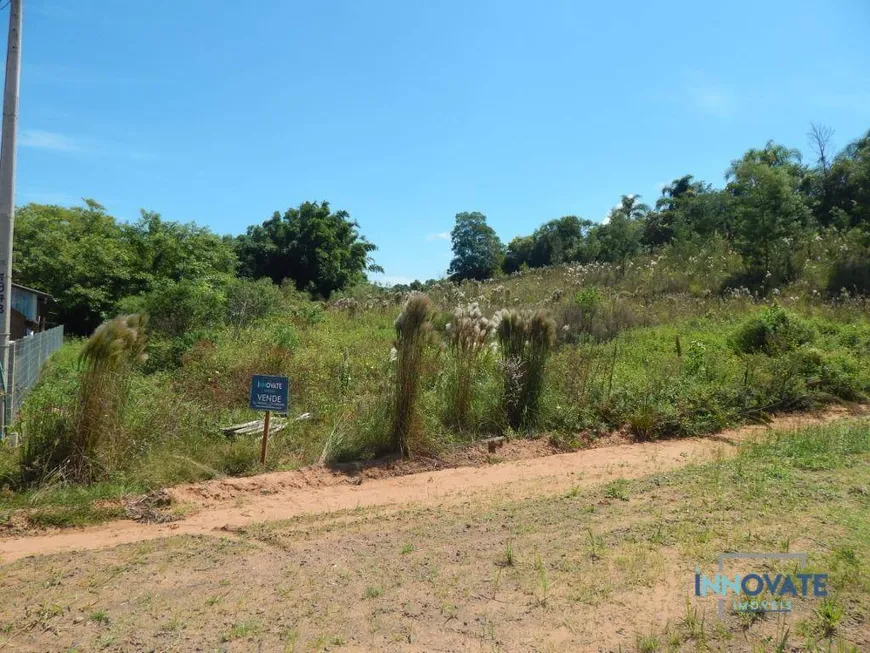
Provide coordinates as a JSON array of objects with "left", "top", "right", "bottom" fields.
[{"left": 1, "top": 235, "right": 868, "bottom": 526}]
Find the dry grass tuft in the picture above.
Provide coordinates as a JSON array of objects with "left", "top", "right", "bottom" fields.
[
  {"left": 445, "top": 302, "right": 496, "bottom": 429},
  {"left": 391, "top": 294, "right": 434, "bottom": 456},
  {"left": 494, "top": 309, "right": 556, "bottom": 429},
  {"left": 21, "top": 315, "right": 149, "bottom": 485}
]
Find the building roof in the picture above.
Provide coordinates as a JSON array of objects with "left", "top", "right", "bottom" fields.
[{"left": 11, "top": 282, "right": 53, "bottom": 299}]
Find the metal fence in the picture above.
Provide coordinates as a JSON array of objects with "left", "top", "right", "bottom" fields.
[{"left": 4, "top": 325, "right": 65, "bottom": 424}]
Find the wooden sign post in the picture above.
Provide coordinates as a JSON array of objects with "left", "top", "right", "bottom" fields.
[
  {"left": 248, "top": 374, "right": 289, "bottom": 465},
  {"left": 261, "top": 410, "right": 271, "bottom": 464}
]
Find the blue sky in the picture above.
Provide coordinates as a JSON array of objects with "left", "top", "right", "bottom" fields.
[{"left": 8, "top": 0, "right": 870, "bottom": 284}]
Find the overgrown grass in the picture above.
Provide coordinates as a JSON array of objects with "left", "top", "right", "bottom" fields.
[
  {"left": 1, "top": 242, "right": 868, "bottom": 524},
  {"left": 0, "top": 481, "right": 141, "bottom": 528}
]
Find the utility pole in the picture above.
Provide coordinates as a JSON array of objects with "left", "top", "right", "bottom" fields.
[{"left": 0, "top": 0, "right": 21, "bottom": 437}]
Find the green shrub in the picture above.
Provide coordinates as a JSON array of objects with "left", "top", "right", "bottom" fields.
[
  {"left": 18, "top": 407, "right": 76, "bottom": 487},
  {"left": 290, "top": 302, "right": 326, "bottom": 326},
  {"left": 828, "top": 255, "right": 870, "bottom": 297},
  {"left": 0, "top": 440, "right": 17, "bottom": 488},
  {"left": 273, "top": 323, "right": 299, "bottom": 351},
  {"left": 121, "top": 279, "right": 227, "bottom": 338},
  {"left": 144, "top": 329, "right": 216, "bottom": 372},
  {"left": 730, "top": 305, "right": 815, "bottom": 355},
  {"left": 571, "top": 286, "right": 602, "bottom": 334},
  {"left": 789, "top": 348, "right": 866, "bottom": 401},
  {"left": 226, "top": 277, "right": 282, "bottom": 337}
]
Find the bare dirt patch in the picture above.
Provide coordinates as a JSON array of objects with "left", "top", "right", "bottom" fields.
[
  {"left": 0, "top": 414, "right": 867, "bottom": 652},
  {"left": 0, "top": 407, "right": 858, "bottom": 565}
]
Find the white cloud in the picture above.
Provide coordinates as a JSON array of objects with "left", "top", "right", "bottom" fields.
[
  {"left": 690, "top": 86, "right": 736, "bottom": 119},
  {"left": 426, "top": 232, "right": 450, "bottom": 241},
  {"left": 375, "top": 275, "right": 415, "bottom": 287},
  {"left": 20, "top": 129, "right": 86, "bottom": 152}
]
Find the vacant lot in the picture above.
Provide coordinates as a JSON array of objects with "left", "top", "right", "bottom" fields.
[{"left": 0, "top": 417, "right": 867, "bottom": 652}]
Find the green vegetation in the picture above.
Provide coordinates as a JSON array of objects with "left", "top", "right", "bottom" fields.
[
  {"left": 13, "top": 200, "right": 379, "bottom": 335},
  {"left": 2, "top": 251, "right": 869, "bottom": 520},
  {"left": 494, "top": 308, "right": 556, "bottom": 429},
  {"left": 390, "top": 293, "right": 434, "bottom": 456},
  {"left": 444, "top": 302, "right": 496, "bottom": 430},
  {"left": 447, "top": 211, "right": 503, "bottom": 281},
  {"left": 13, "top": 203, "right": 238, "bottom": 335},
  {"left": 221, "top": 620, "right": 260, "bottom": 642},
  {"left": 439, "top": 127, "right": 870, "bottom": 295},
  {"left": 235, "top": 200, "right": 382, "bottom": 297},
  {"left": 1, "top": 126, "right": 869, "bottom": 521}
]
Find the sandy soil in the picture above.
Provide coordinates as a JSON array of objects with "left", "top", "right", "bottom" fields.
[{"left": 0, "top": 408, "right": 853, "bottom": 565}]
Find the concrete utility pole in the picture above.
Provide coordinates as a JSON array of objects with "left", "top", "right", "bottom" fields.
[{"left": 0, "top": 0, "right": 22, "bottom": 436}]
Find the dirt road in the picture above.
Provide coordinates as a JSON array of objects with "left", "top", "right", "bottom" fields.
[{"left": 0, "top": 410, "right": 850, "bottom": 565}]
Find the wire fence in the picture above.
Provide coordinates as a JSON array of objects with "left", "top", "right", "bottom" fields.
[{"left": 4, "top": 325, "right": 64, "bottom": 425}]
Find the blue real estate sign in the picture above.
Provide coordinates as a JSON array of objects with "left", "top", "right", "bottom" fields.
[{"left": 249, "top": 375, "right": 289, "bottom": 413}]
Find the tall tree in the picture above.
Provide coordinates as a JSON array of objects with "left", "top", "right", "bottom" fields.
[
  {"left": 616, "top": 194, "right": 650, "bottom": 221},
  {"left": 823, "top": 129, "right": 870, "bottom": 229},
  {"left": 447, "top": 212, "right": 503, "bottom": 281},
  {"left": 807, "top": 123, "right": 835, "bottom": 174},
  {"left": 644, "top": 176, "right": 721, "bottom": 246},
  {"left": 503, "top": 235, "right": 535, "bottom": 274},
  {"left": 529, "top": 215, "right": 592, "bottom": 267},
  {"left": 597, "top": 211, "right": 641, "bottom": 273},
  {"left": 657, "top": 176, "right": 703, "bottom": 212},
  {"left": 13, "top": 201, "right": 239, "bottom": 334},
  {"left": 123, "top": 210, "right": 237, "bottom": 288},
  {"left": 596, "top": 197, "right": 645, "bottom": 274},
  {"left": 236, "top": 201, "right": 382, "bottom": 298},
  {"left": 14, "top": 201, "right": 138, "bottom": 334},
  {"left": 727, "top": 145, "right": 812, "bottom": 284}
]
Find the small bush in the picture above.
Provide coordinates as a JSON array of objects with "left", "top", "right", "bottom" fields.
[
  {"left": 290, "top": 302, "right": 326, "bottom": 326},
  {"left": 730, "top": 305, "right": 815, "bottom": 356},
  {"left": 226, "top": 277, "right": 282, "bottom": 337},
  {"left": 828, "top": 255, "right": 870, "bottom": 297},
  {"left": 18, "top": 408, "right": 76, "bottom": 487},
  {"left": 121, "top": 279, "right": 226, "bottom": 339},
  {"left": 559, "top": 293, "right": 643, "bottom": 343},
  {"left": 571, "top": 286, "right": 602, "bottom": 334}
]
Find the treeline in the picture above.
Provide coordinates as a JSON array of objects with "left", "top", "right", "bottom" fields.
[
  {"left": 13, "top": 200, "right": 381, "bottom": 335},
  {"left": 442, "top": 125, "right": 870, "bottom": 294},
  {"left": 14, "top": 124, "right": 870, "bottom": 339}
]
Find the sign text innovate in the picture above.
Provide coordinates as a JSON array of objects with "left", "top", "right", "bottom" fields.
[
  {"left": 695, "top": 553, "right": 827, "bottom": 617},
  {"left": 249, "top": 375, "right": 289, "bottom": 413}
]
